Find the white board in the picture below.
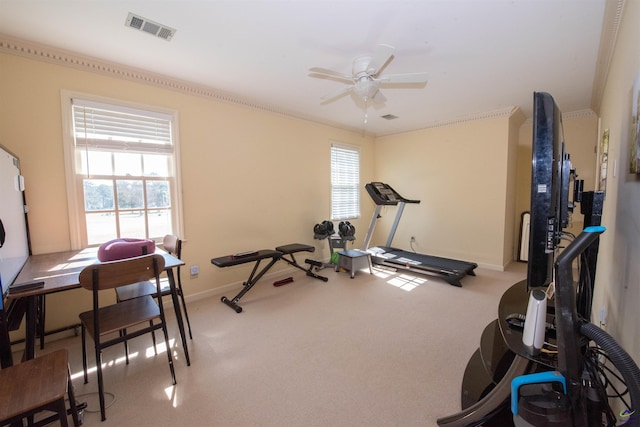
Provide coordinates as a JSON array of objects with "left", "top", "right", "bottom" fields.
[{"left": 0, "top": 146, "right": 29, "bottom": 297}]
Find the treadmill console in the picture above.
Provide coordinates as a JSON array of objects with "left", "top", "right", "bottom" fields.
[{"left": 365, "top": 182, "right": 420, "bottom": 206}]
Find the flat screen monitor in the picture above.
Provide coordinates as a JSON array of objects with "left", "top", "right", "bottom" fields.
[{"left": 527, "top": 92, "right": 575, "bottom": 289}]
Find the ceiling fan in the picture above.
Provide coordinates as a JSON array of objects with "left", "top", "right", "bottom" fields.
[{"left": 309, "top": 44, "right": 428, "bottom": 106}]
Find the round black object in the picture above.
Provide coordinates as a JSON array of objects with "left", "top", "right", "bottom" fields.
[
  {"left": 323, "top": 220, "right": 334, "bottom": 235},
  {"left": 314, "top": 220, "right": 335, "bottom": 238},
  {"left": 338, "top": 221, "right": 355, "bottom": 237}
]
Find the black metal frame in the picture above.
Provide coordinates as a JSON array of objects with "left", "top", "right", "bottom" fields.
[
  {"left": 553, "top": 227, "right": 604, "bottom": 426},
  {"left": 213, "top": 244, "right": 328, "bottom": 313}
]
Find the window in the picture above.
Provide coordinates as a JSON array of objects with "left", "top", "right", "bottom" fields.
[
  {"left": 61, "top": 93, "right": 182, "bottom": 248},
  {"left": 330, "top": 144, "right": 360, "bottom": 220}
]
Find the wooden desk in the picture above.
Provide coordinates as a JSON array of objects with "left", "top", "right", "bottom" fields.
[{"left": 4, "top": 248, "right": 190, "bottom": 366}]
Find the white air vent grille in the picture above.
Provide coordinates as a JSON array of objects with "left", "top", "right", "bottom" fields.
[{"left": 125, "top": 13, "right": 176, "bottom": 41}]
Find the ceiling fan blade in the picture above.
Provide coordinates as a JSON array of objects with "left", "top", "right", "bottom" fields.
[
  {"left": 377, "top": 72, "right": 429, "bottom": 84},
  {"left": 367, "top": 44, "right": 395, "bottom": 75},
  {"left": 320, "top": 85, "right": 354, "bottom": 104},
  {"left": 371, "top": 89, "right": 387, "bottom": 105},
  {"left": 309, "top": 67, "right": 353, "bottom": 82}
]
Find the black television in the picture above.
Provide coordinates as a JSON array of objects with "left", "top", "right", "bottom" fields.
[{"left": 527, "top": 92, "right": 577, "bottom": 289}]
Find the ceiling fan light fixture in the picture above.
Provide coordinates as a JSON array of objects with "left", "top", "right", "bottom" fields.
[
  {"left": 354, "top": 78, "right": 379, "bottom": 99},
  {"left": 310, "top": 44, "right": 427, "bottom": 107}
]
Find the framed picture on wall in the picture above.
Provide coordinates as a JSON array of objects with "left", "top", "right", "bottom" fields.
[
  {"left": 629, "top": 73, "right": 640, "bottom": 174},
  {"left": 600, "top": 129, "right": 609, "bottom": 192}
]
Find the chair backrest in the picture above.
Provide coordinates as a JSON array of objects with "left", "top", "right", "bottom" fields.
[
  {"left": 79, "top": 254, "right": 165, "bottom": 291},
  {"left": 162, "top": 235, "right": 182, "bottom": 259}
]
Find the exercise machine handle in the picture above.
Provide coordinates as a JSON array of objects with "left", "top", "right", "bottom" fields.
[{"left": 365, "top": 182, "right": 420, "bottom": 206}]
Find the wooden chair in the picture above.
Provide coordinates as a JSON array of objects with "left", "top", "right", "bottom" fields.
[
  {"left": 78, "top": 254, "right": 177, "bottom": 421},
  {"left": 115, "top": 235, "right": 193, "bottom": 339},
  {"left": 0, "top": 349, "right": 80, "bottom": 427}
]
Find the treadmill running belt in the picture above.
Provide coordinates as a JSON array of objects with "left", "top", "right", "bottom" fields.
[{"left": 369, "top": 246, "right": 477, "bottom": 287}]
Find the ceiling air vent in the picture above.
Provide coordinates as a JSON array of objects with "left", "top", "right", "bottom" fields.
[
  {"left": 381, "top": 114, "right": 398, "bottom": 120},
  {"left": 125, "top": 13, "right": 176, "bottom": 41}
]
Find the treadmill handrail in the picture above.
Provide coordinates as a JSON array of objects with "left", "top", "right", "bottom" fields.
[{"left": 365, "top": 182, "right": 420, "bottom": 206}]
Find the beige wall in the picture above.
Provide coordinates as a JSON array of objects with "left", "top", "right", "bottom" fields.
[
  {"left": 590, "top": 0, "right": 640, "bottom": 363},
  {"left": 373, "top": 113, "right": 520, "bottom": 269},
  {"left": 0, "top": 52, "right": 376, "bottom": 332},
  {"left": 506, "top": 109, "right": 526, "bottom": 262},
  {"left": 515, "top": 112, "right": 599, "bottom": 246}
]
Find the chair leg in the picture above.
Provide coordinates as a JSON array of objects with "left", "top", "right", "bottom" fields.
[
  {"left": 120, "top": 329, "right": 130, "bottom": 365},
  {"left": 149, "top": 320, "right": 157, "bottom": 355},
  {"left": 53, "top": 397, "right": 70, "bottom": 427},
  {"left": 67, "top": 367, "right": 81, "bottom": 427},
  {"left": 177, "top": 286, "right": 193, "bottom": 339},
  {"left": 95, "top": 346, "right": 106, "bottom": 421},
  {"left": 81, "top": 326, "right": 88, "bottom": 384},
  {"left": 160, "top": 319, "right": 177, "bottom": 385}
]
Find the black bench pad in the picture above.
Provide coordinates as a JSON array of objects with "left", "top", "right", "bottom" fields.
[
  {"left": 275, "top": 244, "right": 315, "bottom": 254},
  {"left": 211, "top": 249, "right": 281, "bottom": 268}
]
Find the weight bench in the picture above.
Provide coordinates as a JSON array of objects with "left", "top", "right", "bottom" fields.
[{"left": 211, "top": 243, "right": 328, "bottom": 313}]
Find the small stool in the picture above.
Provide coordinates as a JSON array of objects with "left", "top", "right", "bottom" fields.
[{"left": 335, "top": 249, "right": 373, "bottom": 279}]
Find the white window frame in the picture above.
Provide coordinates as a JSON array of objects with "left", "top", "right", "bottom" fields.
[
  {"left": 330, "top": 143, "right": 360, "bottom": 221},
  {"left": 60, "top": 90, "right": 184, "bottom": 249}
]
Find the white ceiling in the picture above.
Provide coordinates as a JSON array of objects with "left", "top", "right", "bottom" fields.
[{"left": 0, "top": 0, "right": 612, "bottom": 136}]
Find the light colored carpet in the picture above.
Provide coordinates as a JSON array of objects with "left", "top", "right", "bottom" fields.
[{"left": 36, "top": 262, "right": 527, "bottom": 426}]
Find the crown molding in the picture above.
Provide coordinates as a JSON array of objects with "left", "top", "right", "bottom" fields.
[
  {"left": 0, "top": 33, "right": 384, "bottom": 135},
  {"left": 591, "top": 0, "right": 626, "bottom": 114},
  {"left": 521, "top": 108, "right": 598, "bottom": 126},
  {"left": 0, "top": 33, "right": 296, "bottom": 117},
  {"left": 1, "top": 33, "right": 591, "bottom": 137},
  {"left": 563, "top": 109, "right": 598, "bottom": 120},
  {"left": 420, "top": 106, "right": 520, "bottom": 130}
]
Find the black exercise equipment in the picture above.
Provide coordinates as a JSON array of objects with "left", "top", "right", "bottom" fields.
[
  {"left": 211, "top": 243, "right": 328, "bottom": 313},
  {"left": 338, "top": 221, "right": 355, "bottom": 238},
  {"left": 313, "top": 220, "right": 334, "bottom": 239},
  {"left": 363, "top": 182, "right": 477, "bottom": 287},
  {"left": 312, "top": 221, "right": 356, "bottom": 271}
]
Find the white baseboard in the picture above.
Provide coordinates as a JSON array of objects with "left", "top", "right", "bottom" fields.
[{"left": 183, "top": 264, "right": 318, "bottom": 304}]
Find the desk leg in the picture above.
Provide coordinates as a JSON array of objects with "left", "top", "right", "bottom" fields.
[
  {"left": 166, "top": 269, "right": 191, "bottom": 366},
  {"left": 0, "top": 308, "right": 13, "bottom": 368},
  {"left": 23, "top": 295, "right": 37, "bottom": 361}
]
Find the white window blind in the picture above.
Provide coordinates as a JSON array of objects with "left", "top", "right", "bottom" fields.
[
  {"left": 72, "top": 98, "right": 173, "bottom": 154},
  {"left": 65, "top": 95, "right": 181, "bottom": 246},
  {"left": 331, "top": 144, "right": 360, "bottom": 220}
]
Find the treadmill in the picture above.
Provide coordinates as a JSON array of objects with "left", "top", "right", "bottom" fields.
[{"left": 363, "top": 182, "right": 478, "bottom": 287}]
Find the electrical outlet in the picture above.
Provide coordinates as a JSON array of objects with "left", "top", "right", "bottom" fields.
[
  {"left": 599, "top": 306, "right": 607, "bottom": 326},
  {"left": 410, "top": 236, "right": 416, "bottom": 243},
  {"left": 190, "top": 265, "right": 199, "bottom": 276}
]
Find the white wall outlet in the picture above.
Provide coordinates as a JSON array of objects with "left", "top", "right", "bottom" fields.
[
  {"left": 190, "top": 265, "right": 199, "bottom": 276},
  {"left": 599, "top": 306, "right": 607, "bottom": 326}
]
